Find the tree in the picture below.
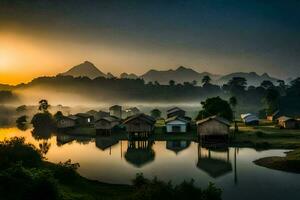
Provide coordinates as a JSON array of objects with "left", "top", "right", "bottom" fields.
[
  {"left": 260, "top": 80, "right": 274, "bottom": 89},
  {"left": 150, "top": 109, "right": 161, "bottom": 119},
  {"left": 196, "top": 96, "right": 233, "bottom": 121},
  {"left": 16, "top": 115, "right": 27, "bottom": 124},
  {"left": 16, "top": 105, "right": 27, "bottom": 113},
  {"left": 263, "top": 88, "right": 280, "bottom": 114},
  {"left": 169, "top": 80, "right": 175, "bottom": 86},
  {"left": 192, "top": 80, "right": 197, "bottom": 86},
  {"left": 54, "top": 111, "right": 63, "bottom": 121},
  {"left": 229, "top": 97, "right": 238, "bottom": 133},
  {"left": 224, "top": 77, "right": 247, "bottom": 97},
  {"left": 38, "top": 99, "right": 49, "bottom": 113},
  {"left": 202, "top": 75, "right": 211, "bottom": 86}
]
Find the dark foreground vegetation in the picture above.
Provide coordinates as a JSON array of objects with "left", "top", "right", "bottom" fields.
[
  {"left": 254, "top": 149, "right": 300, "bottom": 174},
  {"left": 0, "top": 137, "right": 222, "bottom": 200}
]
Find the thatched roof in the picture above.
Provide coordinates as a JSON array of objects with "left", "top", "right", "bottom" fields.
[
  {"left": 197, "top": 116, "right": 230, "bottom": 126},
  {"left": 123, "top": 113, "right": 155, "bottom": 125}
]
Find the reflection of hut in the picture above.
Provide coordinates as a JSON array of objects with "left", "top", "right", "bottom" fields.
[
  {"left": 197, "top": 146, "right": 232, "bottom": 178},
  {"left": 56, "top": 134, "right": 74, "bottom": 146},
  {"left": 277, "top": 116, "right": 298, "bottom": 129},
  {"left": 167, "top": 107, "right": 186, "bottom": 118},
  {"left": 95, "top": 136, "right": 118, "bottom": 151},
  {"left": 166, "top": 141, "right": 190, "bottom": 154},
  {"left": 124, "top": 140, "right": 155, "bottom": 168},
  {"left": 95, "top": 116, "right": 120, "bottom": 134},
  {"left": 123, "top": 114, "right": 155, "bottom": 138},
  {"left": 165, "top": 116, "right": 189, "bottom": 133},
  {"left": 196, "top": 116, "right": 230, "bottom": 140}
]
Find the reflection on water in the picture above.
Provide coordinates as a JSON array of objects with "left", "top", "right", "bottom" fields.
[{"left": 0, "top": 127, "right": 300, "bottom": 200}]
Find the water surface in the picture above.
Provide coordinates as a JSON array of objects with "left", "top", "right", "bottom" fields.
[{"left": 0, "top": 127, "right": 299, "bottom": 200}]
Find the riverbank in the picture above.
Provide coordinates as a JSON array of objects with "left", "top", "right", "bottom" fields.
[
  {"left": 230, "top": 122, "right": 300, "bottom": 149},
  {"left": 254, "top": 149, "right": 300, "bottom": 174}
]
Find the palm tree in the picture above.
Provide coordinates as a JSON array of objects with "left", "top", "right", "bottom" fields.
[
  {"left": 38, "top": 99, "right": 49, "bottom": 113},
  {"left": 229, "top": 96, "right": 238, "bottom": 133},
  {"left": 202, "top": 75, "right": 211, "bottom": 86},
  {"left": 169, "top": 80, "right": 175, "bottom": 86}
]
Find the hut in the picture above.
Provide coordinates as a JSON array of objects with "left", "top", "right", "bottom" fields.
[
  {"left": 167, "top": 107, "right": 186, "bottom": 118},
  {"left": 277, "top": 116, "right": 298, "bottom": 129},
  {"left": 123, "top": 113, "right": 156, "bottom": 138},
  {"left": 75, "top": 113, "right": 94, "bottom": 126},
  {"left": 165, "top": 116, "right": 189, "bottom": 133},
  {"left": 240, "top": 113, "right": 259, "bottom": 125},
  {"left": 166, "top": 141, "right": 190, "bottom": 155},
  {"left": 87, "top": 110, "right": 110, "bottom": 121},
  {"left": 267, "top": 110, "right": 280, "bottom": 121},
  {"left": 95, "top": 116, "right": 121, "bottom": 134},
  {"left": 196, "top": 116, "right": 230, "bottom": 140},
  {"left": 56, "top": 116, "right": 77, "bottom": 129},
  {"left": 109, "top": 105, "right": 122, "bottom": 119},
  {"left": 123, "top": 107, "right": 140, "bottom": 118}
]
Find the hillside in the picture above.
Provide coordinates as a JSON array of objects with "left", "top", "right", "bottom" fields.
[
  {"left": 217, "top": 72, "right": 279, "bottom": 86},
  {"left": 140, "top": 66, "right": 220, "bottom": 85},
  {"left": 59, "top": 61, "right": 107, "bottom": 79}
]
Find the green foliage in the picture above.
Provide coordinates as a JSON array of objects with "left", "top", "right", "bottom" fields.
[
  {"left": 197, "top": 96, "right": 233, "bottom": 121},
  {"left": 150, "top": 109, "right": 162, "bottom": 119},
  {"left": 31, "top": 112, "right": 54, "bottom": 128},
  {"left": 202, "top": 76, "right": 211, "bottom": 86},
  {"left": 130, "top": 174, "right": 222, "bottom": 200},
  {"left": 263, "top": 88, "right": 280, "bottom": 113},
  {"left": 0, "top": 137, "right": 42, "bottom": 170},
  {"left": 52, "top": 159, "right": 80, "bottom": 183},
  {"left": 0, "top": 163, "right": 60, "bottom": 200},
  {"left": 16, "top": 115, "right": 27, "bottom": 124}
]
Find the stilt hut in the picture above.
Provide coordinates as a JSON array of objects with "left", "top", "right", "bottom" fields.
[
  {"left": 123, "top": 113, "right": 156, "bottom": 138},
  {"left": 95, "top": 116, "right": 121, "bottom": 134},
  {"left": 196, "top": 116, "right": 230, "bottom": 141}
]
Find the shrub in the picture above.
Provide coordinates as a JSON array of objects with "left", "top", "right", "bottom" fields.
[{"left": 0, "top": 137, "right": 42, "bottom": 170}]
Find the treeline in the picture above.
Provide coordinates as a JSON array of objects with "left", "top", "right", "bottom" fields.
[{"left": 5, "top": 75, "right": 300, "bottom": 115}]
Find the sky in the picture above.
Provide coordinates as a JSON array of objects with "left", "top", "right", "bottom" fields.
[{"left": 0, "top": 0, "right": 300, "bottom": 85}]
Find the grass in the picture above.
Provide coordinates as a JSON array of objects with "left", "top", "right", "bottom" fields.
[
  {"left": 231, "top": 121, "right": 300, "bottom": 149},
  {"left": 254, "top": 149, "right": 300, "bottom": 173}
]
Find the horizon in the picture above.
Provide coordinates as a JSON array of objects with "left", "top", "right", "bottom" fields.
[
  {"left": 1, "top": 0, "right": 300, "bottom": 84},
  {"left": 0, "top": 60, "right": 282, "bottom": 86}
]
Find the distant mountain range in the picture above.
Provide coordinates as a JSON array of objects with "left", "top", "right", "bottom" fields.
[
  {"left": 57, "top": 61, "right": 280, "bottom": 86},
  {"left": 59, "top": 61, "right": 113, "bottom": 79}
]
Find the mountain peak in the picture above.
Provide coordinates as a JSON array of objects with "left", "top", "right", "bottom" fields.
[{"left": 59, "top": 61, "right": 106, "bottom": 79}]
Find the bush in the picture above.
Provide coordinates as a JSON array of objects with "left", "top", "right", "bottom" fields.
[
  {"left": 52, "top": 159, "right": 80, "bottom": 183},
  {"left": 0, "top": 163, "right": 60, "bottom": 200},
  {"left": 0, "top": 137, "right": 42, "bottom": 170},
  {"left": 130, "top": 174, "right": 222, "bottom": 200}
]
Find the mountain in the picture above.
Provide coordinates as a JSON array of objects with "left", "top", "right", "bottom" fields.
[
  {"left": 120, "top": 73, "right": 139, "bottom": 79},
  {"left": 59, "top": 61, "right": 107, "bottom": 79},
  {"left": 140, "top": 66, "right": 220, "bottom": 85},
  {"left": 216, "top": 72, "right": 279, "bottom": 86}
]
